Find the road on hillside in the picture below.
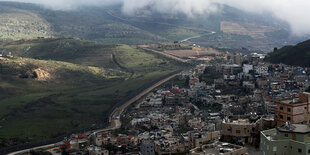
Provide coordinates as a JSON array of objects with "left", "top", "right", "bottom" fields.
[
  {"left": 9, "top": 71, "right": 181, "bottom": 155},
  {"left": 142, "top": 48, "right": 189, "bottom": 63},
  {"left": 180, "top": 31, "right": 216, "bottom": 43},
  {"left": 90, "top": 72, "right": 181, "bottom": 133}
]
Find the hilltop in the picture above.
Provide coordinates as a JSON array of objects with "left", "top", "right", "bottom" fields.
[{"left": 265, "top": 39, "right": 310, "bottom": 66}]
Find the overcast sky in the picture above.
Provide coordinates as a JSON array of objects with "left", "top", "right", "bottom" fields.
[{"left": 1, "top": 0, "right": 310, "bottom": 36}]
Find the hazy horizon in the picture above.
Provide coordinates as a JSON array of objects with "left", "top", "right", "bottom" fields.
[{"left": 1, "top": 0, "right": 310, "bottom": 36}]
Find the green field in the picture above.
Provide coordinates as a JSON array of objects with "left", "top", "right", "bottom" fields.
[{"left": 0, "top": 39, "right": 183, "bottom": 144}]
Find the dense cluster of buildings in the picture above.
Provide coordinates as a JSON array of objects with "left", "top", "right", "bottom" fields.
[{"left": 33, "top": 52, "right": 310, "bottom": 155}]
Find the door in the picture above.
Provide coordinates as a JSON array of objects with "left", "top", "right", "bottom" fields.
[{"left": 292, "top": 133, "right": 296, "bottom": 141}]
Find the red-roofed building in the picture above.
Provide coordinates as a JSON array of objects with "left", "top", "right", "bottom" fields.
[
  {"left": 66, "top": 148, "right": 74, "bottom": 153},
  {"left": 60, "top": 144, "right": 67, "bottom": 149},
  {"left": 171, "top": 88, "right": 181, "bottom": 94},
  {"left": 189, "top": 77, "right": 199, "bottom": 85},
  {"left": 165, "top": 92, "right": 171, "bottom": 96},
  {"left": 65, "top": 141, "right": 70, "bottom": 146},
  {"left": 77, "top": 134, "right": 84, "bottom": 139}
]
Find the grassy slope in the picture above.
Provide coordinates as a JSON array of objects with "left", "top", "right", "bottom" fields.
[
  {"left": 0, "top": 6, "right": 53, "bottom": 40},
  {"left": 0, "top": 2, "right": 166, "bottom": 45},
  {"left": 0, "top": 57, "right": 125, "bottom": 140},
  {"left": 265, "top": 40, "right": 310, "bottom": 66},
  {"left": 2, "top": 38, "right": 118, "bottom": 68},
  {"left": 0, "top": 39, "right": 182, "bottom": 141}
]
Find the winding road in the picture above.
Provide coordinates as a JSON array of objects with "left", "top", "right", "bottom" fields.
[{"left": 180, "top": 31, "right": 216, "bottom": 43}]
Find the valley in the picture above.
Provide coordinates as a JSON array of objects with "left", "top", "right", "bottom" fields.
[{"left": 0, "top": 1, "right": 309, "bottom": 154}]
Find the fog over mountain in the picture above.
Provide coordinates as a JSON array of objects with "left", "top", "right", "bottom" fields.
[{"left": 1, "top": 0, "right": 310, "bottom": 36}]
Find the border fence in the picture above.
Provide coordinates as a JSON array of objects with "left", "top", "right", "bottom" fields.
[{"left": 0, "top": 70, "right": 182, "bottom": 154}]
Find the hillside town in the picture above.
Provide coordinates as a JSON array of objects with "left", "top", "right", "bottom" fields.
[{"left": 27, "top": 52, "right": 310, "bottom": 155}]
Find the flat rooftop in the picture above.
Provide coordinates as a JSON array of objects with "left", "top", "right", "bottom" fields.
[
  {"left": 190, "top": 142, "right": 246, "bottom": 154},
  {"left": 278, "top": 124, "right": 310, "bottom": 133},
  {"left": 227, "top": 119, "right": 251, "bottom": 125},
  {"left": 279, "top": 98, "right": 306, "bottom": 105}
]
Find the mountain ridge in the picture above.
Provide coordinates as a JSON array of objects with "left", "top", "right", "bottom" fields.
[{"left": 265, "top": 39, "right": 310, "bottom": 66}]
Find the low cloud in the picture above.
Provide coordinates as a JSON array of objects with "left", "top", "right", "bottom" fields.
[
  {"left": 220, "top": 0, "right": 310, "bottom": 36},
  {"left": 122, "top": 0, "right": 219, "bottom": 17},
  {"left": 1, "top": 0, "right": 310, "bottom": 36},
  {"left": 0, "top": 0, "right": 122, "bottom": 10}
]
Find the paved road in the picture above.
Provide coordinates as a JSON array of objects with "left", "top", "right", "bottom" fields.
[
  {"left": 180, "top": 31, "right": 216, "bottom": 43},
  {"left": 9, "top": 72, "right": 180, "bottom": 155},
  {"left": 8, "top": 143, "right": 61, "bottom": 155},
  {"left": 142, "top": 48, "right": 189, "bottom": 63},
  {"left": 91, "top": 72, "right": 180, "bottom": 134}
]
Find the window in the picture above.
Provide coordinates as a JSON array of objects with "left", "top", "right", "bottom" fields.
[
  {"left": 280, "top": 115, "right": 283, "bottom": 119},
  {"left": 285, "top": 134, "right": 289, "bottom": 137},
  {"left": 280, "top": 106, "right": 284, "bottom": 110},
  {"left": 273, "top": 146, "right": 277, "bottom": 151},
  {"left": 236, "top": 130, "right": 241, "bottom": 134},
  {"left": 287, "top": 117, "right": 291, "bottom": 121},
  {"left": 308, "top": 149, "right": 310, "bottom": 153},
  {"left": 287, "top": 108, "right": 291, "bottom": 112},
  {"left": 298, "top": 148, "right": 302, "bottom": 153}
]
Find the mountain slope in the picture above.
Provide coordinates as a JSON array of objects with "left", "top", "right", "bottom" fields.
[
  {"left": 0, "top": 6, "right": 53, "bottom": 40},
  {"left": 265, "top": 40, "right": 310, "bottom": 66},
  {"left": 0, "top": 38, "right": 183, "bottom": 144},
  {"left": 0, "top": 1, "right": 306, "bottom": 51},
  {"left": 0, "top": 2, "right": 166, "bottom": 44}
]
